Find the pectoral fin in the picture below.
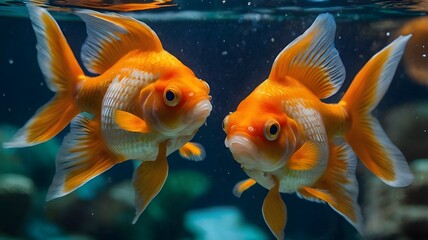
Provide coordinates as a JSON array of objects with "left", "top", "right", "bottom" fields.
[
  {"left": 286, "top": 140, "right": 321, "bottom": 170},
  {"left": 262, "top": 177, "right": 286, "bottom": 240},
  {"left": 179, "top": 142, "right": 206, "bottom": 161},
  {"left": 132, "top": 141, "right": 168, "bottom": 224},
  {"left": 232, "top": 178, "right": 256, "bottom": 197},
  {"left": 114, "top": 110, "right": 150, "bottom": 133}
]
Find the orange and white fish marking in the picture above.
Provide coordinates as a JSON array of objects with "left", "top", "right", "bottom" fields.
[
  {"left": 223, "top": 14, "right": 413, "bottom": 239},
  {"left": 3, "top": 4, "right": 211, "bottom": 223}
]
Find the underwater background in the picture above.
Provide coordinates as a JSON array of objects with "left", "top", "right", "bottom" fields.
[{"left": 0, "top": 0, "right": 427, "bottom": 239}]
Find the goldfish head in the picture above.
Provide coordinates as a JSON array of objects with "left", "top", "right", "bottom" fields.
[
  {"left": 223, "top": 99, "right": 299, "bottom": 172},
  {"left": 139, "top": 70, "right": 212, "bottom": 137}
]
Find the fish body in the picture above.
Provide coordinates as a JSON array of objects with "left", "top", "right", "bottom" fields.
[
  {"left": 224, "top": 14, "right": 413, "bottom": 239},
  {"left": 94, "top": 51, "right": 210, "bottom": 160},
  {"left": 4, "top": 4, "right": 211, "bottom": 222},
  {"left": 228, "top": 80, "right": 330, "bottom": 193},
  {"left": 234, "top": 78, "right": 358, "bottom": 193}
]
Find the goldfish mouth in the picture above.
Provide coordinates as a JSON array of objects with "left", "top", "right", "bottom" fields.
[
  {"left": 150, "top": 99, "right": 212, "bottom": 137},
  {"left": 226, "top": 135, "right": 286, "bottom": 172},
  {"left": 171, "top": 99, "right": 212, "bottom": 136},
  {"left": 190, "top": 99, "right": 212, "bottom": 121},
  {"left": 226, "top": 135, "right": 261, "bottom": 170}
]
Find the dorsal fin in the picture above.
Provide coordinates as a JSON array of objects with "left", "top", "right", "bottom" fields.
[
  {"left": 269, "top": 13, "right": 345, "bottom": 99},
  {"left": 76, "top": 10, "right": 163, "bottom": 74}
]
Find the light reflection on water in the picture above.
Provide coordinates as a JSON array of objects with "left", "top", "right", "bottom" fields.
[{"left": 0, "top": 0, "right": 427, "bottom": 20}]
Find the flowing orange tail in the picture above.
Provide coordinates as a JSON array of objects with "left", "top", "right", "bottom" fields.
[
  {"left": 341, "top": 35, "right": 413, "bottom": 187},
  {"left": 4, "top": 4, "right": 83, "bottom": 148}
]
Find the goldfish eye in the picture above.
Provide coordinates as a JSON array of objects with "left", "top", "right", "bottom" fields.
[
  {"left": 222, "top": 115, "right": 229, "bottom": 132},
  {"left": 163, "top": 87, "right": 181, "bottom": 107},
  {"left": 264, "top": 119, "right": 280, "bottom": 141}
]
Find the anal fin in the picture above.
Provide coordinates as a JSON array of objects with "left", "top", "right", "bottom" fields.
[
  {"left": 47, "top": 115, "right": 122, "bottom": 201},
  {"left": 298, "top": 143, "right": 363, "bottom": 235},
  {"left": 300, "top": 186, "right": 336, "bottom": 204}
]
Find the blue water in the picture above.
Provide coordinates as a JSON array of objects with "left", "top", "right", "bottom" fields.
[{"left": 0, "top": 1, "right": 427, "bottom": 239}]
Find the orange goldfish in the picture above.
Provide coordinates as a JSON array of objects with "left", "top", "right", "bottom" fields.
[
  {"left": 223, "top": 14, "right": 413, "bottom": 239},
  {"left": 397, "top": 16, "right": 428, "bottom": 85},
  {"left": 3, "top": 4, "right": 211, "bottom": 223},
  {"left": 30, "top": 0, "right": 175, "bottom": 12}
]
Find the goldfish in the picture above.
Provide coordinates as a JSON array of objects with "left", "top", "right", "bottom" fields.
[
  {"left": 397, "top": 16, "right": 428, "bottom": 85},
  {"left": 3, "top": 4, "right": 211, "bottom": 223},
  {"left": 30, "top": 0, "right": 174, "bottom": 12},
  {"left": 223, "top": 14, "right": 413, "bottom": 239}
]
